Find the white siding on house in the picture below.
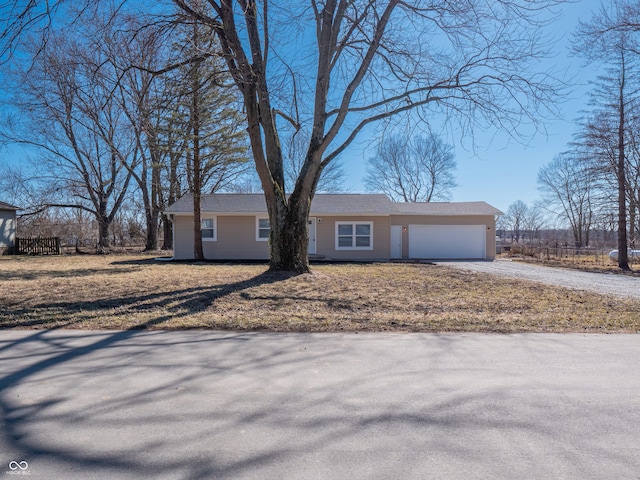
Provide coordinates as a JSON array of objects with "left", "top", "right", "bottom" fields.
[{"left": 0, "top": 210, "right": 17, "bottom": 249}]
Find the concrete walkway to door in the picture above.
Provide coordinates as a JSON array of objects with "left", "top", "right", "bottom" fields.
[{"left": 1, "top": 330, "right": 639, "bottom": 479}]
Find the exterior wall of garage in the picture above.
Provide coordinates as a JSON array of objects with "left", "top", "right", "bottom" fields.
[
  {"left": 390, "top": 215, "right": 497, "bottom": 260},
  {"left": 314, "top": 215, "right": 391, "bottom": 260}
]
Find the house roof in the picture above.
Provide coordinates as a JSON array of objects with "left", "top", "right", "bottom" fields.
[
  {"left": 166, "top": 193, "right": 267, "bottom": 214},
  {"left": 310, "top": 194, "right": 394, "bottom": 214},
  {"left": 165, "top": 193, "right": 395, "bottom": 215},
  {"left": 394, "top": 201, "right": 503, "bottom": 216},
  {"left": 0, "top": 201, "right": 19, "bottom": 211},
  {"left": 165, "top": 193, "right": 502, "bottom": 217}
]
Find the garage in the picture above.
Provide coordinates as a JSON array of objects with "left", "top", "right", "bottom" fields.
[{"left": 408, "top": 224, "right": 486, "bottom": 259}]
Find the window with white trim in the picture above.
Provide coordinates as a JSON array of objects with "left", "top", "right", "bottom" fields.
[
  {"left": 256, "top": 217, "right": 270, "bottom": 241},
  {"left": 335, "top": 222, "right": 373, "bottom": 250},
  {"left": 201, "top": 217, "right": 216, "bottom": 241}
]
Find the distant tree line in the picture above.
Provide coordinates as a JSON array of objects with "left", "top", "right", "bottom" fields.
[{"left": 498, "top": 199, "right": 618, "bottom": 250}]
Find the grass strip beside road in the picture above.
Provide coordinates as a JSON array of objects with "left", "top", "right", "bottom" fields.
[{"left": 1, "top": 254, "right": 639, "bottom": 333}]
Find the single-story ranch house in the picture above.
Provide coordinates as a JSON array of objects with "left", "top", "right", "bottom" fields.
[
  {"left": 0, "top": 201, "right": 19, "bottom": 254},
  {"left": 165, "top": 193, "right": 502, "bottom": 261}
]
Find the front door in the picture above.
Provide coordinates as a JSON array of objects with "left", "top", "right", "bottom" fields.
[{"left": 308, "top": 217, "right": 317, "bottom": 255}]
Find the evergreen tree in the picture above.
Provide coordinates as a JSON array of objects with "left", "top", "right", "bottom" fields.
[{"left": 161, "top": 8, "right": 249, "bottom": 260}]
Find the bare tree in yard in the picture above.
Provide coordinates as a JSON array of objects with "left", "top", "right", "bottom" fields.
[
  {"left": 365, "top": 134, "right": 456, "bottom": 202},
  {"left": 175, "top": 0, "right": 567, "bottom": 272},
  {"left": 103, "top": 13, "right": 175, "bottom": 251},
  {"left": 578, "top": 68, "right": 640, "bottom": 266},
  {"left": 522, "top": 204, "right": 546, "bottom": 245},
  {"left": 2, "top": 0, "right": 565, "bottom": 272},
  {"left": 0, "top": 30, "right": 135, "bottom": 252},
  {"left": 573, "top": 1, "right": 640, "bottom": 270},
  {"left": 88, "top": 8, "right": 248, "bottom": 254},
  {"left": 537, "top": 152, "right": 596, "bottom": 247}
]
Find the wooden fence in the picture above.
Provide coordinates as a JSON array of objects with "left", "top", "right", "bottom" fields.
[{"left": 15, "top": 237, "right": 61, "bottom": 255}]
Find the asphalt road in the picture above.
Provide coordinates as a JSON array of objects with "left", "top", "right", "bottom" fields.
[
  {"left": 439, "top": 259, "right": 640, "bottom": 300},
  {"left": 1, "top": 330, "right": 639, "bottom": 479}
]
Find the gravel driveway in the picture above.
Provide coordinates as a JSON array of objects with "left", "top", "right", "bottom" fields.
[{"left": 438, "top": 259, "right": 640, "bottom": 301}]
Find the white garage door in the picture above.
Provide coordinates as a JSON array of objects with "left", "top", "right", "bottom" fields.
[{"left": 409, "top": 225, "right": 486, "bottom": 259}]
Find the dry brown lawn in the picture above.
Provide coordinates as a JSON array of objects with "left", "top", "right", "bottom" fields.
[{"left": 1, "top": 254, "right": 639, "bottom": 333}]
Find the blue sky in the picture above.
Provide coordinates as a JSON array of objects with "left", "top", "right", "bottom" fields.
[
  {"left": 344, "top": 0, "right": 603, "bottom": 214},
  {"left": 0, "top": 0, "right": 602, "bottom": 215}
]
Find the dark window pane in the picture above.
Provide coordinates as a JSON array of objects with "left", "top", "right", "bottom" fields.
[
  {"left": 338, "top": 224, "right": 352, "bottom": 236},
  {"left": 338, "top": 236, "right": 353, "bottom": 247},
  {"left": 355, "top": 236, "right": 370, "bottom": 247},
  {"left": 356, "top": 224, "right": 370, "bottom": 236}
]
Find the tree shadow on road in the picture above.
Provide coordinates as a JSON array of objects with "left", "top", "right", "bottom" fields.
[{"left": 0, "top": 331, "right": 637, "bottom": 479}]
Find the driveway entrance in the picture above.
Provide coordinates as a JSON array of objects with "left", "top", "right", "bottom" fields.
[{"left": 438, "top": 259, "right": 640, "bottom": 300}]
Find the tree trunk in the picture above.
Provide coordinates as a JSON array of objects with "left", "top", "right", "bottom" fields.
[
  {"left": 268, "top": 192, "right": 311, "bottom": 273},
  {"left": 161, "top": 214, "right": 173, "bottom": 250},
  {"left": 191, "top": 107, "right": 204, "bottom": 259},
  {"left": 629, "top": 201, "right": 636, "bottom": 249},
  {"left": 144, "top": 160, "right": 162, "bottom": 252},
  {"left": 618, "top": 61, "right": 630, "bottom": 271},
  {"left": 144, "top": 211, "right": 158, "bottom": 251},
  {"left": 265, "top": 156, "right": 323, "bottom": 273},
  {"left": 97, "top": 217, "right": 110, "bottom": 253},
  {"left": 95, "top": 196, "right": 110, "bottom": 252},
  {"left": 193, "top": 188, "right": 204, "bottom": 261},
  {"left": 190, "top": 18, "right": 205, "bottom": 262},
  {"left": 574, "top": 226, "right": 582, "bottom": 248},
  {"left": 161, "top": 150, "right": 180, "bottom": 251}
]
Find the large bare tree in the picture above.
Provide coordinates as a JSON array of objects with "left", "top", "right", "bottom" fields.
[
  {"left": 170, "top": 0, "right": 564, "bottom": 272},
  {"left": 2, "top": 0, "right": 564, "bottom": 271},
  {"left": 1, "top": 30, "right": 135, "bottom": 251},
  {"left": 97, "top": 11, "right": 172, "bottom": 251}
]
